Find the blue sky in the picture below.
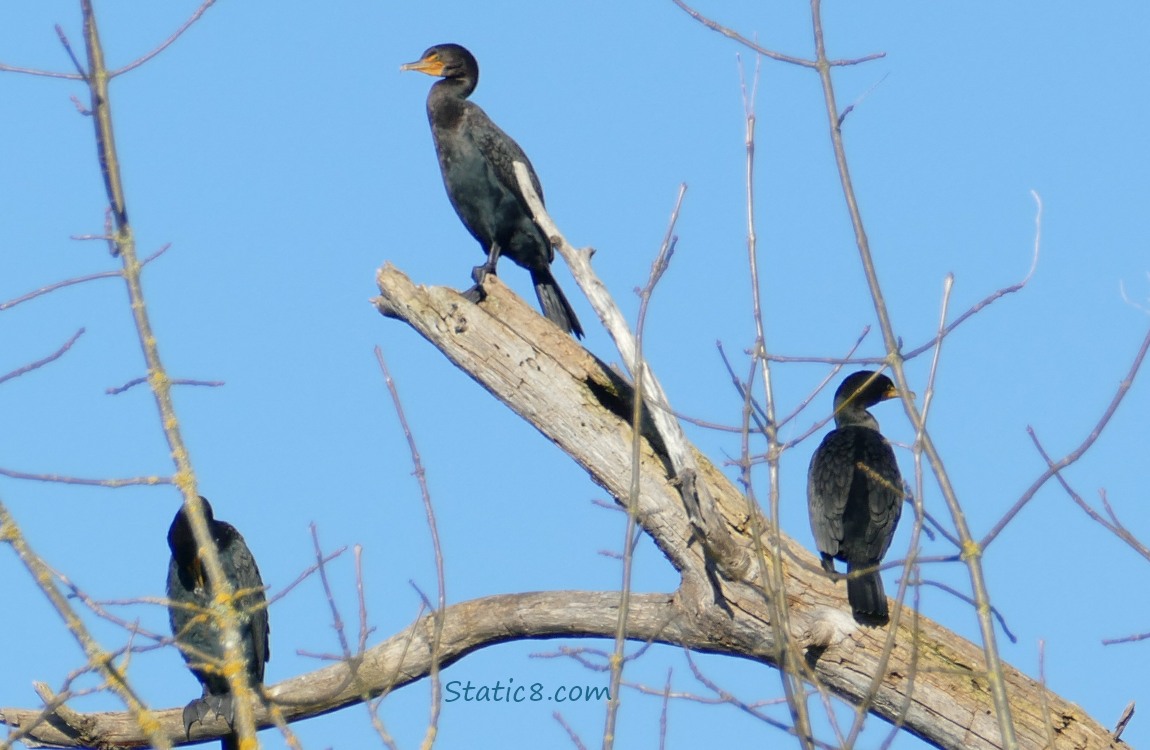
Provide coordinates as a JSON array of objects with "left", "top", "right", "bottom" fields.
[{"left": 2, "top": 2, "right": 1148, "bottom": 749}]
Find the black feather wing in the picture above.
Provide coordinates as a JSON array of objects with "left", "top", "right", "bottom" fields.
[
  {"left": 808, "top": 426, "right": 903, "bottom": 564},
  {"left": 851, "top": 430, "right": 903, "bottom": 562},
  {"left": 218, "top": 522, "right": 270, "bottom": 683},
  {"left": 466, "top": 104, "right": 545, "bottom": 208},
  {"left": 808, "top": 429, "right": 855, "bottom": 558}
]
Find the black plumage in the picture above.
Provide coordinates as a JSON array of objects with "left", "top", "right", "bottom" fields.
[
  {"left": 167, "top": 497, "right": 269, "bottom": 750},
  {"left": 807, "top": 371, "right": 905, "bottom": 625},
  {"left": 401, "top": 43, "right": 584, "bottom": 338}
]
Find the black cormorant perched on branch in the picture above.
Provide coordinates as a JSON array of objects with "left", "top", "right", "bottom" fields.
[
  {"left": 807, "top": 371, "right": 905, "bottom": 625},
  {"left": 167, "top": 497, "right": 269, "bottom": 750},
  {"left": 401, "top": 43, "right": 584, "bottom": 338}
]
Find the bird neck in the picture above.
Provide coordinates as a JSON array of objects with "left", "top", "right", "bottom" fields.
[
  {"left": 834, "top": 405, "right": 879, "bottom": 430},
  {"left": 431, "top": 75, "right": 476, "bottom": 102}
]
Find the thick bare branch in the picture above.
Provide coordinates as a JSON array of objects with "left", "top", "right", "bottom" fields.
[
  {"left": 0, "top": 269, "right": 1125, "bottom": 750},
  {"left": 367, "top": 266, "right": 1120, "bottom": 750},
  {"left": 0, "top": 592, "right": 679, "bottom": 749}
]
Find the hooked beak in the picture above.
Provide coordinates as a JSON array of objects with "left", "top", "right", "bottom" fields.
[{"left": 401, "top": 54, "right": 445, "bottom": 76}]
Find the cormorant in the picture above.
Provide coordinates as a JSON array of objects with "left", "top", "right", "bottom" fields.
[
  {"left": 401, "top": 43, "right": 584, "bottom": 338},
  {"left": 167, "top": 497, "right": 269, "bottom": 750},
  {"left": 807, "top": 371, "right": 905, "bottom": 625}
]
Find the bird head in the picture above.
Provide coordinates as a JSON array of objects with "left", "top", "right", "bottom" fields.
[{"left": 401, "top": 43, "right": 478, "bottom": 82}]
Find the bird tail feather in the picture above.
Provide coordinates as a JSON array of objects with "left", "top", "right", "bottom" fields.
[
  {"left": 846, "top": 563, "right": 889, "bottom": 624},
  {"left": 531, "top": 267, "right": 584, "bottom": 339}
]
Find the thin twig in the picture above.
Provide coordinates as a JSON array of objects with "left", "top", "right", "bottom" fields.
[
  {"left": 0, "top": 466, "right": 171, "bottom": 487},
  {"left": 0, "top": 242, "right": 169, "bottom": 313},
  {"left": 658, "top": 668, "right": 673, "bottom": 750},
  {"left": 913, "top": 580, "right": 1017, "bottom": 643},
  {"left": 110, "top": 0, "right": 218, "bottom": 76},
  {"left": 554, "top": 712, "right": 590, "bottom": 750},
  {"left": 106, "top": 376, "right": 224, "bottom": 395},
  {"left": 1028, "top": 441, "right": 1150, "bottom": 564},
  {"left": 0, "top": 329, "right": 86, "bottom": 385},
  {"left": 604, "top": 185, "right": 685, "bottom": 750},
  {"left": 804, "top": 0, "right": 1022, "bottom": 742},
  {"left": 311, "top": 523, "right": 354, "bottom": 661},
  {"left": 901, "top": 195, "right": 1041, "bottom": 361},
  {"left": 1102, "top": 632, "right": 1150, "bottom": 646},
  {"left": 266, "top": 547, "right": 347, "bottom": 608},
  {"left": 981, "top": 324, "right": 1150, "bottom": 549},
  {"left": 736, "top": 51, "right": 817, "bottom": 749},
  {"left": 75, "top": 2, "right": 260, "bottom": 744},
  {"left": 0, "top": 500, "right": 172, "bottom": 749},
  {"left": 670, "top": 0, "right": 885, "bottom": 69},
  {"left": 682, "top": 651, "right": 838, "bottom": 749},
  {"left": 374, "top": 346, "right": 446, "bottom": 750},
  {"left": 55, "top": 24, "right": 87, "bottom": 78}
]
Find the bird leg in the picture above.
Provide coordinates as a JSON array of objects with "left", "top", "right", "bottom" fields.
[
  {"left": 820, "top": 554, "right": 843, "bottom": 580},
  {"left": 463, "top": 242, "right": 503, "bottom": 302}
]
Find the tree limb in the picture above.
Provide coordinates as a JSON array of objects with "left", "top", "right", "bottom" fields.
[
  {"left": 370, "top": 266, "right": 1121, "bottom": 750},
  {"left": 0, "top": 268, "right": 1124, "bottom": 750}
]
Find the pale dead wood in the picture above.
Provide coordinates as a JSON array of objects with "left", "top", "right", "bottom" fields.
[
  {"left": 0, "top": 592, "right": 680, "bottom": 749},
  {"left": 370, "top": 267, "right": 1121, "bottom": 750},
  {"left": 0, "top": 269, "right": 1125, "bottom": 750}
]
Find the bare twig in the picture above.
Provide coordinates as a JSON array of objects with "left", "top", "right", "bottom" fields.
[
  {"left": 110, "top": 0, "right": 218, "bottom": 76},
  {"left": 55, "top": 24, "right": 87, "bottom": 78},
  {"left": 0, "top": 243, "right": 170, "bottom": 312},
  {"left": 913, "top": 580, "right": 1017, "bottom": 643},
  {"left": 0, "top": 467, "right": 171, "bottom": 487},
  {"left": 602, "top": 184, "right": 685, "bottom": 750},
  {"left": 658, "top": 668, "right": 673, "bottom": 750},
  {"left": 1102, "top": 632, "right": 1150, "bottom": 646},
  {"left": 554, "top": 712, "right": 590, "bottom": 750},
  {"left": 683, "top": 651, "right": 837, "bottom": 748},
  {"left": 0, "top": 329, "right": 86, "bottom": 385},
  {"left": 73, "top": 3, "right": 260, "bottom": 745},
  {"left": 670, "top": 0, "right": 885, "bottom": 69},
  {"left": 982, "top": 324, "right": 1150, "bottom": 549},
  {"left": 804, "top": 0, "right": 1021, "bottom": 741},
  {"left": 311, "top": 524, "right": 355, "bottom": 661},
  {"left": 374, "top": 346, "right": 446, "bottom": 750},
  {"left": 1030, "top": 447, "right": 1150, "bottom": 564},
  {"left": 901, "top": 204, "right": 1040, "bottom": 361},
  {"left": 0, "top": 499, "right": 173, "bottom": 749},
  {"left": 106, "top": 376, "right": 224, "bottom": 395},
  {"left": 734, "top": 52, "right": 817, "bottom": 749},
  {"left": 266, "top": 546, "right": 348, "bottom": 608}
]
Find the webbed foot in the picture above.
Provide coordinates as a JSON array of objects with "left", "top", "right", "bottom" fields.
[
  {"left": 461, "top": 282, "right": 487, "bottom": 304},
  {"left": 182, "top": 692, "right": 234, "bottom": 737},
  {"left": 470, "top": 260, "right": 498, "bottom": 287}
]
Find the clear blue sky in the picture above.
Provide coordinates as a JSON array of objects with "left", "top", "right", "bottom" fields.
[{"left": 2, "top": 2, "right": 1148, "bottom": 749}]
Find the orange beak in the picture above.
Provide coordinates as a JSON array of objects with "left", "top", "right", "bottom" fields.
[{"left": 401, "top": 53, "right": 445, "bottom": 76}]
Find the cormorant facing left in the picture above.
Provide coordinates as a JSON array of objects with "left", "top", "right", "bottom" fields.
[
  {"left": 167, "top": 497, "right": 269, "bottom": 750},
  {"left": 401, "top": 43, "right": 584, "bottom": 338},
  {"left": 807, "top": 371, "right": 905, "bottom": 625}
]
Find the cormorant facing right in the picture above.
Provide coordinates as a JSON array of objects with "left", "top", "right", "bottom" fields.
[
  {"left": 807, "top": 371, "right": 905, "bottom": 625},
  {"left": 401, "top": 43, "right": 584, "bottom": 338},
  {"left": 167, "top": 497, "right": 269, "bottom": 750}
]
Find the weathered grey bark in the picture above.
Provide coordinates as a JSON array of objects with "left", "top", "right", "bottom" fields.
[{"left": 0, "top": 268, "right": 1126, "bottom": 750}]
